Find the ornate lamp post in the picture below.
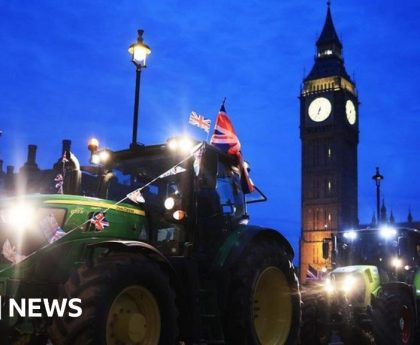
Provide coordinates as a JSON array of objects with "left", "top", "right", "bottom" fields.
[
  {"left": 372, "top": 167, "right": 384, "bottom": 224},
  {"left": 128, "top": 29, "right": 151, "bottom": 148}
]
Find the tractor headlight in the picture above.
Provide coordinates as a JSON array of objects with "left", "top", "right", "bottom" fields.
[
  {"left": 164, "top": 197, "right": 175, "bottom": 210},
  {"left": 341, "top": 275, "right": 358, "bottom": 294},
  {"left": 391, "top": 256, "right": 403, "bottom": 269},
  {"left": 167, "top": 136, "right": 195, "bottom": 154}
]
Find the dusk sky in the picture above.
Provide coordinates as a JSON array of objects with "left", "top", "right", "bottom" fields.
[{"left": 1, "top": 1, "right": 420, "bottom": 254}]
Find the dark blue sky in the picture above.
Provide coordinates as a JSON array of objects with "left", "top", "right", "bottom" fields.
[{"left": 1, "top": 1, "right": 420, "bottom": 253}]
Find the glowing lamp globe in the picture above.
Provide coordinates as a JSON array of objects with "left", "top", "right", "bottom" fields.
[{"left": 128, "top": 30, "right": 151, "bottom": 68}]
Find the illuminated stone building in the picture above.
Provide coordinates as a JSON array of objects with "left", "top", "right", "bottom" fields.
[{"left": 299, "top": 4, "right": 359, "bottom": 281}]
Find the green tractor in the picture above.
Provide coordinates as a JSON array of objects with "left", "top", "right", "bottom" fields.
[
  {"left": 0, "top": 137, "right": 300, "bottom": 345},
  {"left": 301, "top": 226, "right": 420, "bottom": 345}
]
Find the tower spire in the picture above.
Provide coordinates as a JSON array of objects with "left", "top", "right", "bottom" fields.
[
  {"left": 317, "top": 3, "right": 342, "bottom": 50},
  {"left": 408, "top": 208, "right": 413, "bottom": 223},
  {"left": 304, "top": 2, "right": 351, "bottom": 82}
]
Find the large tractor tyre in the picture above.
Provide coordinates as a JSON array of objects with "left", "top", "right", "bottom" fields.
[
  {"left": 224, "top": 240, "right": 301, "bottom": 345},
  {"left": 300, "top": 293, "right": 328, "bottom": 345},
  {"left": 372, "top": 291, "right": 416, "bottom": 345},
  {"left": 49, "top": 252, "right": 178, "bottom": 345}
]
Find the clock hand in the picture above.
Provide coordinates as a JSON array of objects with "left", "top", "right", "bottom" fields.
[{"left": 318, "top": 107, "right": 321, "bottom": 115}]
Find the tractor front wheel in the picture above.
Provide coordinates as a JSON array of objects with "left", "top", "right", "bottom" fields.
[
  {"left": 224, "top": 240, "right": 301, "bottom": 345},
  {"left": 49, "top": 252, "right": 178, "bottom": 345}
]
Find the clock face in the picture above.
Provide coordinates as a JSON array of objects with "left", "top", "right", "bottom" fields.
[
  {"left": 346, "top": 100, "right": 356, "bottom": 125},
  {"left": 308, "top": 97, "right": 332, "bottom": 122}
]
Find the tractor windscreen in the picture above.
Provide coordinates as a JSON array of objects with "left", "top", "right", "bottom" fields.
[
  {"left": 0, "top": 206, "right": 66, "bottom": 264},
  {"left": 106, "top": 153, "right": 192, "bottom": 208},
  {"left": 336, "top": 231, "right": 398, "bottom": 267}
]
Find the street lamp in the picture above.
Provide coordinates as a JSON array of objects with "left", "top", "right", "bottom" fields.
[
  {"left": 128, "top": 29, "right": 151, "bottom": 148},
  {"left": 372, "top": 167, "right": 384, "bottom": 224}
]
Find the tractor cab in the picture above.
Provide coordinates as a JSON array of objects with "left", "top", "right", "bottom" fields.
[
  {"left": 84, "top": 137, "right": 266, "bottom": 259},
  {"left": 332, "top": 227, "right": 420, "bottom": 283}
]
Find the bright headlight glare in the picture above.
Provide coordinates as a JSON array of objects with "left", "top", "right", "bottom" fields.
[
  {"left": 98, "top": 150, "right": 110, "bottom": 163},
  {"left": 91, "top": 153, "right": 101, "bottom": 165},
  {"left": 179, "top": 137, "right": 193, "bottom": 153},
  {"left": 1, "top": 204, "right": 35, "bottom": 229},
  {"left": 164, "top": 197, "right": 175, "bottom": 210},
  {"left": 343, "top": 230, "right": 358, "bottom": 241},
  {"left": 341, "top": 275, "right": 357, "bottom": 294},
  {"left": 391, "top": 257, "right": 402, "bottom": 268},
  {"left": 379, "top": 225, "right": 397, "bottom": 239},
  {"left": 167, "top": 138, "right": 178, "bottom": 151},
  {"left": 324, "top": 278, "right": 335, "bottom": 294}
]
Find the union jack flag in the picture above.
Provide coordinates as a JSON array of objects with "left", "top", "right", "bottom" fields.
[
  {"left": 210, "top": 105, "right": 254, "bottom": 193},
  {"left": 90, "top": 212, "right": 109, "bottom": 231},
  {"left": 210, "top": 105, "right": 241, "bottom": 155},
  {"left": 189, "top": 111, "right": 211, "bottom": 133}
]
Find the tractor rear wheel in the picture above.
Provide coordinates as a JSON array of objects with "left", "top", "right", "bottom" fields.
[
  {"left": 224, "top": 240, "right": 301, "bottom": 345},
  {"left": 49, "top": 251, "right": 178, "bottom": 345},
  {"left": 372, "top": 290, "right": 415, "bottom": 345}
]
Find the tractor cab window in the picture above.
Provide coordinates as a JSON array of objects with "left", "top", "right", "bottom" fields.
[
  {"left": 102, "top": 153, "right": 193, "bottom": 256},
  {"left": 216, "top": 159, "right": 245, "bottom": 221}
]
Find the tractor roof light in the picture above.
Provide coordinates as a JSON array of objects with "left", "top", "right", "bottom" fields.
[
  {"left": 98, "top": 150, "right": 111, "bottom": 163},
  {"left": 379, "top": 225, "right": 397, "bottom": 240},
  {"left": 91, "top": 153, "right": 101, "bottom": 165},
  {"left": 90, "top": 150, "right": 111, "bottom": 166},
  {"left": 343, "top": 230, "right": 358, "bottom": 241},
  {"left": 166, "top": 136, "right": 195, "bottom": 154}
]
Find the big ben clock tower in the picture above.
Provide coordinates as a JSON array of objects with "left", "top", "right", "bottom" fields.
[{"left": 299, "top": 3, "right": 359, "bottom": 281}]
